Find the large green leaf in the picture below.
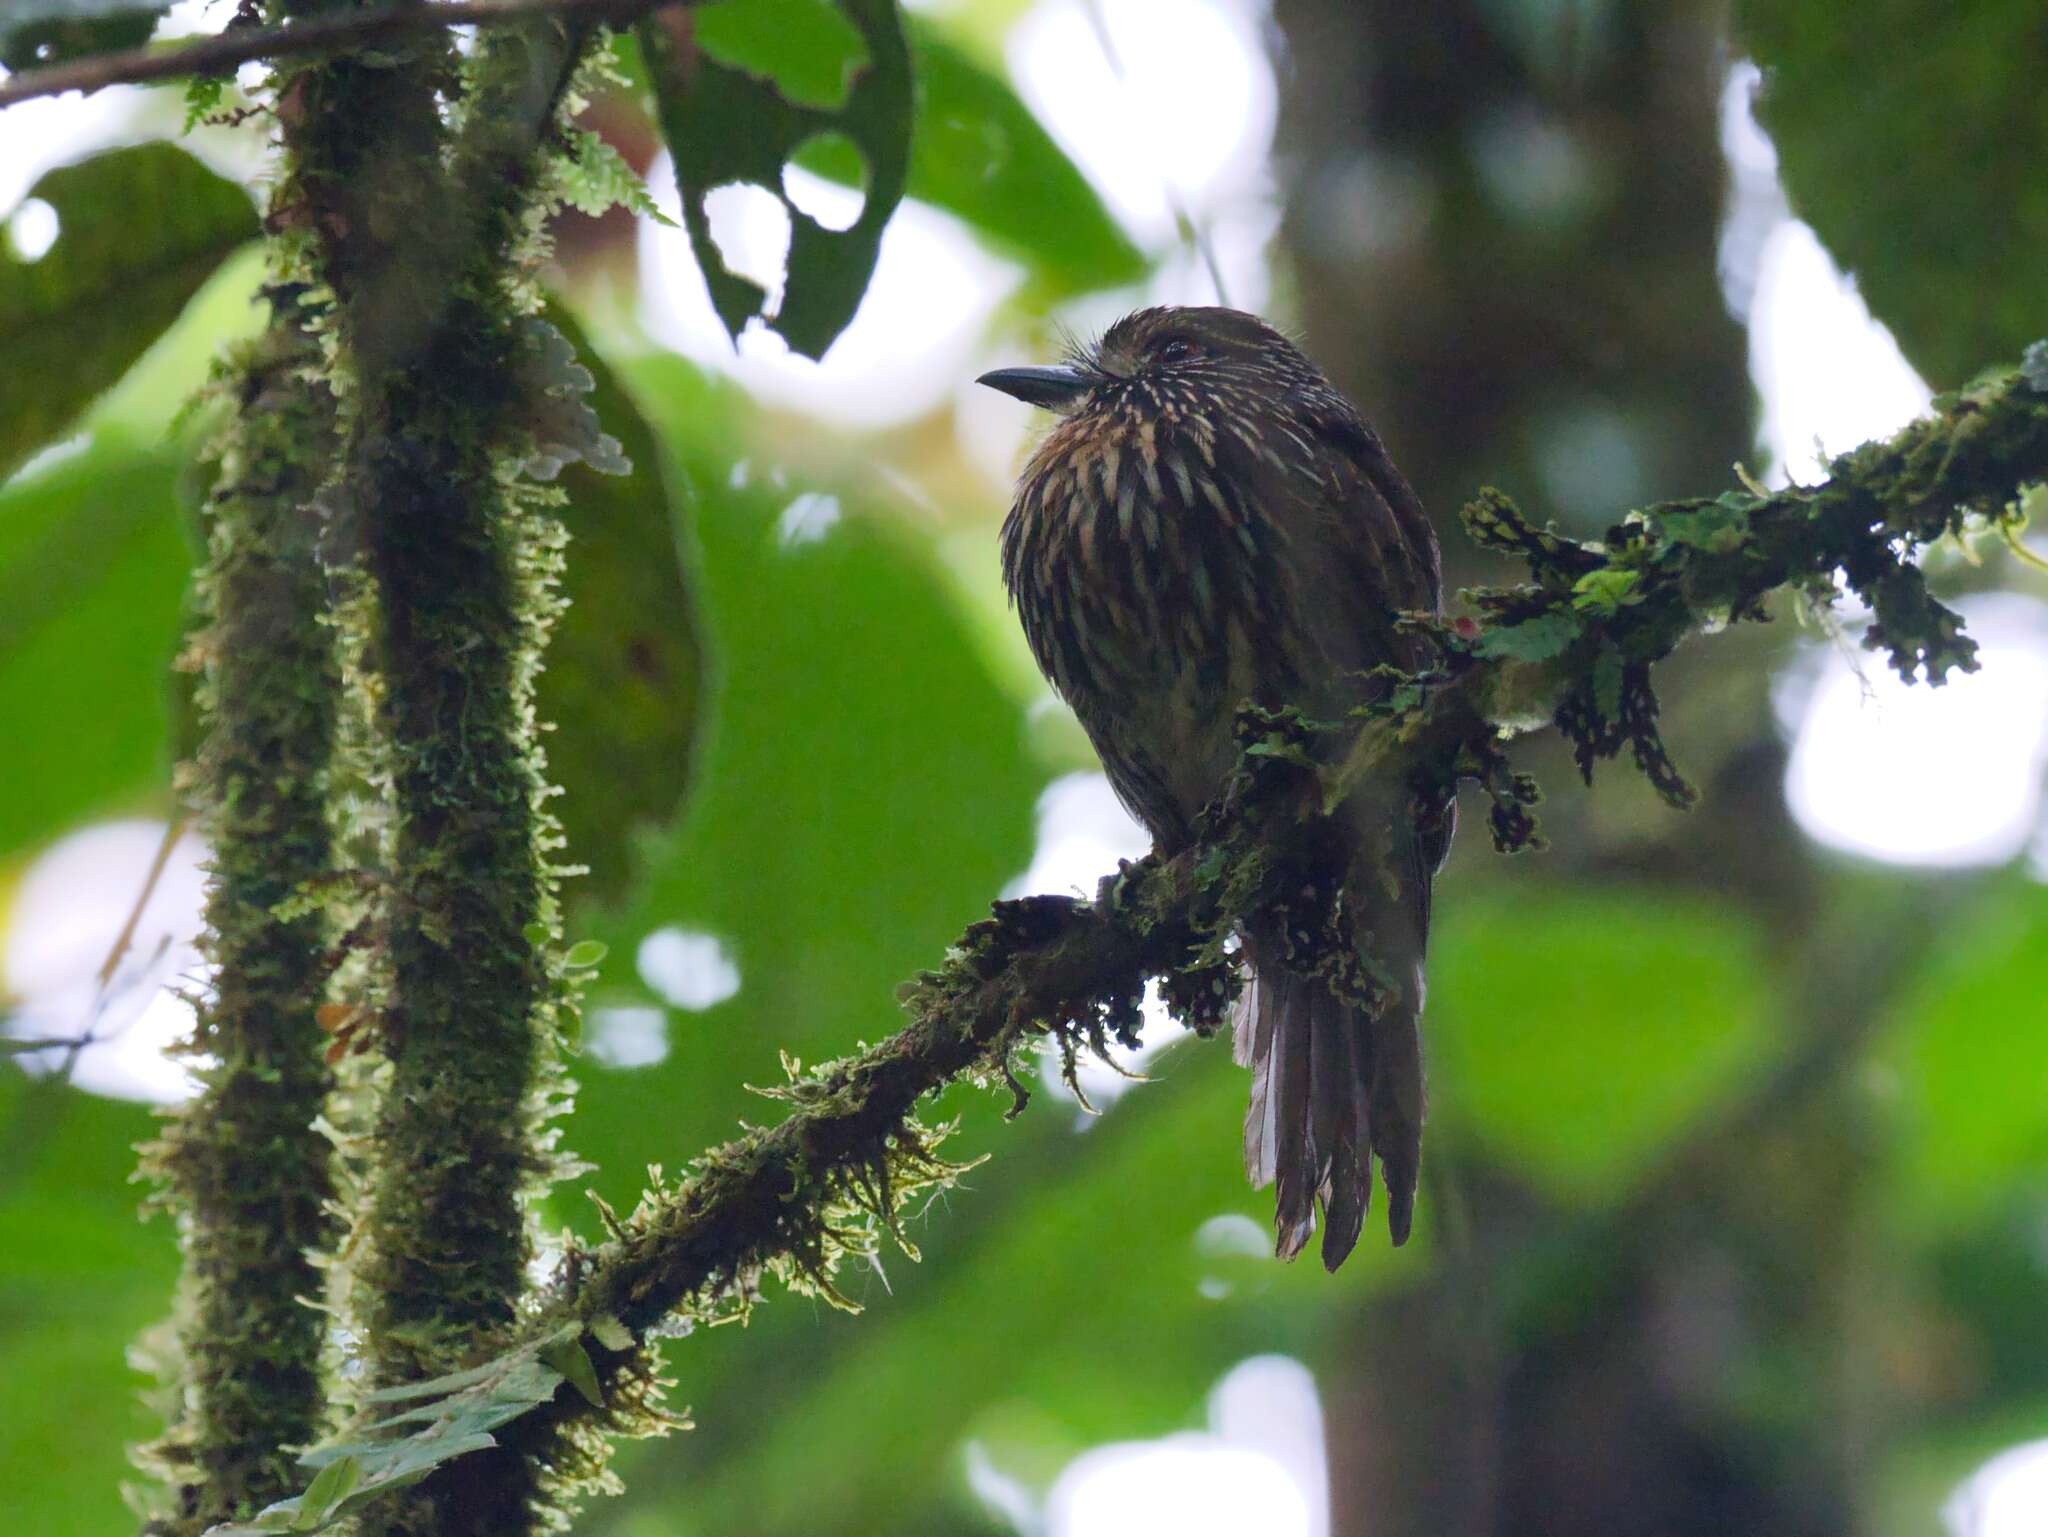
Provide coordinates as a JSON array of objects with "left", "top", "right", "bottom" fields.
[
  {"left": 562, "top": 349, "right": 1040, "bottom": 1208},
  {"left": 0, "top": 1074, "right": 178, "bottom": 1537},
  {"left": 617, "top": 8, "right": 1142, "bottom": 306},
  {"left": 0, "top": 0, "right": 165, "bottom": 20},
  {"left": 1737, "top": 0, "right": 2048, "bottom": 385},
  {"left": 811, "top": 21, "right": 1146, "bottom": 296},
  {"left": 638, "top": 0, "right": 912, "bottom": 359},
  {"left": 1425, "top": 887, "right": 1775, "bottom": 1200},
  {"left": 1874, "top": 876, "right": 2048, "bottom": 1231},
  {"left": 0, "top": 4, "right": 156, "bottom": 71},
  {"left": 0, "top": 143, "right": 257, "bottom": 480},
  {"left": 536, "top": 304, "right": 706, "bottom": 911},
  {"left": 0, "top": 445, "right": 191, "bottom": 860}
]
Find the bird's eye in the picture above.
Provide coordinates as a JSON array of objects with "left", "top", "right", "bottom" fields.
[{"left": 1156, "top": 337, "right": 1196, "bottom": 363}]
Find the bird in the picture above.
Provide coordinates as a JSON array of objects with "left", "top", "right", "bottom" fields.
[{"left": 979, "top": 305, "right": 1451, "bottom": 1269}]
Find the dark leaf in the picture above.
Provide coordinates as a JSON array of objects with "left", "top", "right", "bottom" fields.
[
  {"left": 1472, "top": 610, "right": 1583, "bottom": 662},
  {"left": 1737, "top": 0, "right": 2048, "bottom": 385},
  {"left": 637, "top": 0, "right": 911, "bottom": 358},
  {"left": 0, "top": 143, "right": 257, "bottom": 480},
  {"left": 1, "top": 6, "right": 156, "bottom": 72},
  {"left": 0, "top": 1080, "right": 178, "bottom": 1537},
  {"left": 0, "top": 446, "right": 192, "bottom": 860},
  {"left": 609, "top": 15, "right": 1142, "bottom": 295},
  {"left": 810, "top": 20, "right": 1146, "bottom": 295},
  {"left": 536, "top": 302, "right": 706, "bottom": 910},
  {"left": 1591, "top": 640, "right": 1624, "bottom": 723}
]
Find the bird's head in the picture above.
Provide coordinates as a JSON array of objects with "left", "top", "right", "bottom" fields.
[{"left": 977, "top": 305, "right": 1318, "bottom": 417}]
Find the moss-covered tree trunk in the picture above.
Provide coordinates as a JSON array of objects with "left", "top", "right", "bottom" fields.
[
  {"left": 298, "top": 21, "right": 592, "bottom": 1536},
  {"left": 137, "top": 299, "right": 344, "bottom": 1537},
  {"left": 135, "top": 18, "right": 597, "bottom": 1536}
]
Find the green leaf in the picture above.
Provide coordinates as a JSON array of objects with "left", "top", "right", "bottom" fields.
[
  {"left": 562, "top": 939, "right": 609, "bottom": 969},
  {"left": 1568, "top": 567, "right": 1640, "bottom": 616},
  {"left": 1, "top": 6, "right": 156, "bottom": 72},
  {"left": 564, "top": 348, "right": 1038, "bottom": 1215},
  {"left": 554, "top": 129, "right": 674, "bottom": 226},
  {"left": 205, "top": 1432, "right": 502, "bottom": 1537},
  {"left": 0, "top": 143, "right": 258, "bottom": 480},
  {"left": 0, "top": 1081, "right": 178, "bottom": 1537},
  {"left": 691, "top": 0, "right": 866, "bottom": 109},
  {"left": 1652, "top": 495, "right": 1756, "bottom": 555},
  {"left": 817, "top": 19, "right": 1145, "bottom": 295},
  {"left": 609, "top": 16, "right": 1142, "bottom": 295},
  {"left": 0, "top": 445, "right": 193, "bottom": 860},
  {"left": 210, "top": 1324, "right": 616, "bottom": 1528},
  {"left": 535, "top": 303, "right": 706, "bottom": 911},
  {"left": 220, "top": 1331, "right": 585, "bottom": 1535},
  {"left": 0, "top": 0, "right": 166, "bottom": 20},
  {"left": 1875, "top": 879, "right": 2048, "bottom": 1232},
  {"left": 638, "top": 0, "right": 912, "bottom": 358},
  {"left": 295, "top": 1456, "right": 360, "bottom": 1525},
  {"left": 1472, "top": 610, "right": 1583, "bottom": 662},
  {"left": 1428, "top": 889, "right": 1775, "bottom": 1200},
  {"left": 1736, "top": 0, "right": 2048, "bottom": 385},
  {"left": 538, "top": 1337, "right": 605, "bottom": 1408}
]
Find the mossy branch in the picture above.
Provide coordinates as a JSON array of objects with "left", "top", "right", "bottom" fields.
[
  {"left": 134, "top": 303, "right": 345, "bottom": 1537},
  {"left": 280, "top": 18, "right": 603, "bottom": 1537},
  {"left": 276, "top": 354, "right": 2048, "bottom": 1523}
]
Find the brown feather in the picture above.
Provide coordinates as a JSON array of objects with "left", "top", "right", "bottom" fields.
[{"left": 993, "top": 304, "right": 1449, "bottom": 1263}]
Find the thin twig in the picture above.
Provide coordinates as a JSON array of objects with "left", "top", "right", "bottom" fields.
[
  {"left": 0, "top": 825, "right": 183, "bottom": 1057},
  {"left": 0, "top": 0, "right": 680, "bottom": 110},
  {"left": 98, "top": 811, "right": 185, "bottom": 991},
  {"left": 1078, "top": 0, "right": 1231, "bottom": 305}
]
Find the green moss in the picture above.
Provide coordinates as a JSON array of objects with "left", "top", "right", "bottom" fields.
[
  {"left": 135, "top": 298, "right": 344, "bottom": 1537},
  {"left": 297, "top": 22, "right": 605, "bottom": 1537}
]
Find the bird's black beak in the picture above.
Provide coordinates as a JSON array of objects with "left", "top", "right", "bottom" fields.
[{"left": 975, "top": 363, "right": 1093, "bottom": 411}]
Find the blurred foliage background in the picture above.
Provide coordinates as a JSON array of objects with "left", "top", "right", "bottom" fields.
[{"left": 3, "top": 1, "right": 2047, "bottom": 1534}]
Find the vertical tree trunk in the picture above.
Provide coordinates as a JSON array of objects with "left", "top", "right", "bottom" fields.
[{"left": 139, "top": 305, "right": 343, "bottom": 1535}]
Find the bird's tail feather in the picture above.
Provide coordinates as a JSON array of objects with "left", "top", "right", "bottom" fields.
[{"left": 1234, "top": 861, "right": 1431, "bottom": 1268}]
